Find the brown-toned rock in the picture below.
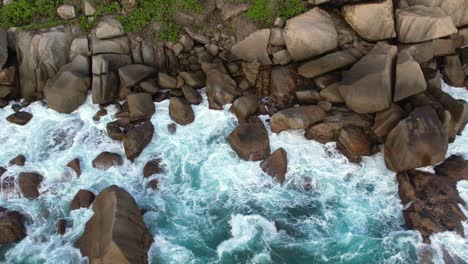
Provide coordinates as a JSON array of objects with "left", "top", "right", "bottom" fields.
[
  {"left": 296, "top": 89, "right": 322, "bottom": 105},
  {"left": 118, "top": 64, "right": 155, "bottom": 99},
  {"left": 385, "top": 106, "right": 448, "bottom": 172},
  {"left": 169, "top": 97, "right": 195, "bottom": 125},
  {"left": 9, "top": 155, "right": 25, "bottom": 166},
  {"left": 227, "top": 122, "right": 270, "bottom": 161},
  {"left": 337, "top": 126, "right": 374, "bottom": 163},
  {"left": 127, "top": 93, "right": 155, "bottom": 120},
  {"left": 75, "top": 185, "right": 153, "bottom": 264},
  {"left": 123, "top": 121, "right": 154, "bottom": 161},
  {"left": 305, "top": 122, "right": 343, "bottom": 144},
  {"left": 57, "top": 219, "right": 67, "bottom": 235},
  {"left": 394, "top": 51, "right": 426, "bottom": 102},
  {"left": 67, "top": 158, "right": 81, "bottom": 176},
  {"left": 203, "top": 63, "right": 239, "bottom": 110},
  {"left": 231, "top": 95, "right": 258, "bottom": 123},
  {"left": 92, "top": 152, "right": 123, "bottom": 170},
  {"left": 443, "top": 55, "right": 465, "bottom": 88},
  {"left": 230, "top": 29, "right": 272, "bottom": 65},
  {"left": 270, "top": 66, "right": 297, "bottom": 109},
  {"left": 168, "top": 123, "right": 177, "bottom": 134},
  {"left": 260, "top": 148, "right": 287, "bottom": 184},
  {"left": 182, "top": 86, "right": 202, "bottom": 105},
  {"left": 270, "top": 106, "right": 326, "bottom": 133},
  {"left": 0, "top": 207, "right": 26, "bottom": 245},
  {"left": 143, "top": 159, "right": 164, "bottom": 178},
  {"left": 6, "top": 112, "right": 32, "bottom": 126},
  {"left": 298, "top": 49, "right": 361, "bottom": 79},
  {"left": 19, "top": 172, "right": 43, "bottom": 199},
  {"left": 107, "top": 121, "right": 124, "bottom": 141},
  {"left": 320, "top": 83, "right": 344, "bottom": 104},
  {"left": 70, "top": 189, "right": 95, "bottom": 210},
  {"left": 372, "top": 104, "right": 406, "bottom": 141}
]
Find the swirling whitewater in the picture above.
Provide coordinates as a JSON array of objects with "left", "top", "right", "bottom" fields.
[{"left": 0, "top": 84, "right": 467, "bottom": 264}]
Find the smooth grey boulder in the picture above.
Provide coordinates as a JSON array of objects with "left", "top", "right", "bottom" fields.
[
  {"left": 96, "top": 18, "right": 125, "bottom": 40},
  {"left": 230, "top": 29, "right": 272, "bottom": 65}
]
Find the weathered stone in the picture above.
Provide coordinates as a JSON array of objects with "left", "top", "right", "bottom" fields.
[
  {"left": 443, "top": 55, "right": 465, "bottom": 87},
  {"left": 124, "top": 121, "right": 154, "bottom": 160},
  {"left": 92, "top": 152, "right": 123, "bottom": 170},
  {"left": 284, "top": 8, "right": 338, "bottom": 61},
  {"left": 92, "top": 73, "right": 119, "bottom": 105},
  {"left": 75, "top": 186, "right": 153, "bottom": 264},
  {"left": 396, "top": 6, "right": 458, "bottom": 43},
  {"left": 6, "top": 111, "right": 32, "bottom": 126},
  {"left": 372, "top": 104, "right": 406, "bottom": 141},
  {"left": 270, "top": 106, "right": 326, "bottom": 133},
  {"left": 305, "top": 122, "right": 343, "bottom": 144},
  {"left": 272, "top": 49, "right": 292, "bottom": 65},
  {"left": 83, "top": 0, "right": 96, "bottom": 16},
  {"left": 242, "top": 60, "right": 260, "bottom": 86},
  {"left": 296, "top": 89, "right": 322, "bottom": 105},
  {"left": 0, "top": 29, "right": 7, "bottom": 69},
  {"left": 182, "top": 86, "right": 202, "bottom": 105},
  {"left": 231, "top": 29, "right": 272, "bottom": 65},
  {"left": 158, "top": 72, "right": 177, "bottom": 89},
  {"left": 339, "top": 44, "right": 397, "bottom": 114},
  {"left": 126, "top": 93, "right": 155, "bottom": 121},
  {"left": 92, "top": 54, "right": 132, "bottom": 75},
  {"left": 57, "top": 219, "right": 67, "bottom": 235},
  {"left": 261, "top": 148, "right": 287, "bottom": 184},
  {"left": 178, "top": 72, "right": 204, "bottom": 88},
  {"left": 0, "top": 207, "right": 26, "bottom": 245},
  {"left": 270, "top": 66, "right": 297, "bottom": 109},
  {"left": 91, "top": 31, "right": 130, "bottom": 55},
  {"left": 169, "top": 97, "right": 195, "bottom": 125},
  {"left": 337, "top": 126, "right": 374, "bottom": 163},
  {"left": 143, "top": 159, "right": 164, "bottom": 178},
  {"left": 342, "top": 0, "right": 396, "bottom": 41},
  {"left": 318, "top": 101, "right": 332, "bottom": 112},
  {"left": 203, "top": 63, "right": 239, "bottom": 109},
  {"left": 57, "top": 4, "right": 76, "bottom": 20},
  {"left": 231, "top": 95, "right": 258, "bottom": 123},
  {"left": 399, "top": 0, "right": 468, "bottom": 27},
  {"left": 44, "top": 55, "right": 90, "bottom": 113},
  {"left": 298, "top": 49, "right": 361, "bottom": 79},
  {"left": 106, "top": 121, "right": 124, "bottom": 141},
  {"left": 96, "top": 18, "right": 125, "bottom": 40},
  {"left": 69, "top": 37, "right": 89, "bottom": 60},
  {"left": 67, "top": 158, "right": 81, "bottom": 176},
  {"left": 385, "top": 106, "right": 448, "bottom": 172},
  {"left": 228, "top": 122, "right": 270, "bottom": 161},
  {"left": 118, "top": 64, "right": 154, "bottom": 99},
  {"left": 394, "top": 52, "right": 426, "bottom": 102},
  {"left": 70, "top": 190, "right": 95, "bottom": 210},
  {"left": 320, "top": 83, "right": 344, "bottom": 103},
  {"left": 269, "top": 28, "right": 285, "bottom": 46},
  {"left": 19, "top": 172, "right": 43, "bottom": 199},
  {"left": 139, "top": 79, "right": 159, "bottom": 94},
  {"left": 9, "top": 154, "right": 25, "bottom": 166},
  {"left": 0, "top": 66, "right": 16, "bottom": 86}
]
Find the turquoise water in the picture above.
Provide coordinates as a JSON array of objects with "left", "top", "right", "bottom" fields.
[{"left": 0, "top": 85, "right": 467, "bottom": 264}]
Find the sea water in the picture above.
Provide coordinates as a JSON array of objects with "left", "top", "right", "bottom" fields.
[{"left": 0, "top": 84, "right": 466, "bottom": 264}]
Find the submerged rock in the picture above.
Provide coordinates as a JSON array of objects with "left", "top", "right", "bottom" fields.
[
  {"left": 70, "top": 190, "right": 95, "bottom": 210},
  {"left": 260, "top": 148, "right": 288, "bottom": 184},
  {"left": 0, "top": 207, "right": 26, "bottom": 245},
  {"left": 123, "top": 121, "right": 154, "bottom": 161},
  {"left": 9, "top": 154, "right": 25, "bottom": 166},
  {"left": 75, "top": 185, "right": 153, "bottom": 264},
  {"left": 6, "top": 112, "right": 32, "bottom": 126},
  {"left": 92, "top": 152, "right": 123, "bottom": 170},
  {"left": 228, "top": 122, "right": 270, "bottom": 161},
  {"left": 143, "top": 158, "right": 164, "bottom": 178},
  {"left": 67, "top": 158, "right": 81, "bottom": 176},
  {"left": 18, "top": 172, "right": 43, "bottom": 199}
]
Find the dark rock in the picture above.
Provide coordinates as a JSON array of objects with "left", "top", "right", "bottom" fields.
[
  {"left": 228, "top": 122, "right": 270, "bottom": 161},
  {"left": 168, "top": 123, "right": 177, "bottom": 134},
  {"left": 337, "top": 126, "right": 375, "bottom": 163},
  {"left": 149, "top": 179, "right": 159, "bottom": 190},
  {"left": 92, "top": 72, "right": 119, "bottom": 105},
  {"left": 270, "top": 106, "right": 326, "bottom": 133},
  {"left": 118, "top": 64, "right": 155, "bottom": 99},
  {"left": 230, "top": 95, "right": 258, "bottom": 123},
  {"left": 0, "top": 207, "right": 26, "bottom": 245},
  {"left": 18, "top": 172, "right": 43, "bottom": 199},
  {"left": 385, "top": 106, "right": 448, "bottom": 172},
  {"left": 443, "top": 55, "right": 465, "bottom": 88},
  {"left": 296, "top": 89, "right": 322, "bottom": 105},
  {"left": 127, "top": 93, "right": 155, "bottom": 120},
  {"left": 75, "top": 186, "right": 153, "bottom": 264},
  {"left": 67, "top": 158, "right": 81, "bottom": 176},
  {"left": 6, "top": 112, "right": 32, "bottom": 126},
  {"left": 178, "top": 72, "right": 204, "bottom": 88},
  {"left": 9, "top": 155, "right": 25, "bottom": 166},
  {"left": 270, "top": 66, "right": 297, "bottom": 109},
  {"left": 169, "top": 97, "right": 195, "bottom": 125},
  {"left": 143, "top": 159, "right": 164, "bottom": 178},
  {"left": 92, "top": 152, "right": 123, "bottom": 170},
  {"left": 93, "top": 109, "right": 107, "bottom": 121},
  {"left": 70, "top": 189, "right": 95, "bottom": 210},
  {"left": 123, "top": 121, "right": 154, "bottom": 161},
  {"left": 260, "top": 148, "right": 288, "bottom": 184},
  {"left": 182, "top": 86, "right": 202, "bottom": 105},
  {"left": 305, "top": 122, "right": 344, "bottom": 144},
  {"left": 106, "top": 121, "right": 124, "bottom": 141},
  {"left": 372, "top": 104, "right": 406, "bottom": 141},
  {"left": 57, "top": 219, "right": 67, "bottom": 235}
]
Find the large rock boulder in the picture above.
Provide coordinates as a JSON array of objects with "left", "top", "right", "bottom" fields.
[
  {"left": 0, "top": 207, "right": 26, "bottom": 245},
  {"left": 169, "top": 97, "right": 195, "bottom": 125},
  {"left": 16, "top": 26, "right": 75, "bottom": 98},
  {"left": 230, "top": 29, "right": 272, "bottom": 65},
  {"left": 44, "top": 55, "right": 90, "bottom": 113},
  {"left": 396, "top": 6, "right": 458, "bottom": 43},
  {"left": 385, "top": 106, "right": 448, "bottom": 172},
  {"left": 399, "top": 0, "right": 468, "bottom": 27},
  {"left": 270, "top": 106, "right": 327, "bottom": 133},
  {"left": 90, "top": 30, "right": 130, "bottom": 55},
  {"left": 92, "top": 152, "right": 123, "bottom": 170},
  {"left": 96, "top": 18, "right": 125, "bottom": 40},
  {"left": 284, "top": 8, "right": 338, "bottom": 61},
  {"left": 298, "top": 49, "right": 362, "bottom": 79},
  {"left": 339, "top": 44, "right": 397, "bottom": 114},
  {"left": 443, "top": 55, "right": 465, "bottom": 87},
  {"left": 260, "top": 148, "right": 288, "bottom": 184},
  {"left": 394, "top": 51, "right": 426, "bottom": 102},
  {"left": 70, "top": 189, "right": 95, "bottom": 210},
  {"left": 75, "top": 185, "right": 153, "bottom": 264},
  {"left": 6, "top": 111, "right": 32, "bottom": 126},
  {"left": 127, "top": 93, "right": 155, "bottom": 120},
  {"left": 372, "top": 104, "right": 406, "bottom": 141},
  {"left": 0, "top": 29, "right": 7, "bottom": 69},
  {"left": 203, "top": 63, "right": 240, "bottom": 110},
  {"left": 92, "top": 54, "right": 132, "bottom": 104},
  {"left": 270, "top": 66, "right": 297, "bottom": 109},
  {"left": 118, "top": 64, "right": 154, "bottom": 99},
  {"left": 182, "top": 86, "right": 202, "bottom": 105},
  {"left": 342, "top": 0, "right": 396, "bottom": 41},
  {"left": 19, "top": 172, "right": 43, "bottom": 199},
  {"left": 337, "top": 126, "right": 374, "bottom": 163},
  {"left": 231, "top": 95, "right": 258, "bottom": 123},
  {"left": 397, "top": 155, "right": 468, "bottom": 242},
  {"left": 123, "top": 121, "right": 154, "bottom": 161},
  {"left": 227, "top": 122, "right": 270, "bottom": 161}
]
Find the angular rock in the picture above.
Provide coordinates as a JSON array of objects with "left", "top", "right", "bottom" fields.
[
  {"left": 320, "top": 83, "right": 344, "bottom": 103},
  {"left": 227, "top": 122, "right": 270, "bottom": 161},
  {"left": 92, "top": 54, "right": 133, "bottom": 75},
  {"left": 394, "top": 52, "right": 426, "bottom": 102},
  {"left": 443, "top": 55, "right": 465, "bottom": 88},
  {"left": 107, "top": 121, "right": 125, "bottom": 141},
  {"left": 44, "top": 55, "right": 90, "bottom": 113},
  {"left": 339, "top": 44, "right": 397, "bottom": 114},
  {"left": 270, "top": 66, "right": 297, "bottom": 109},
  {"left": 272, "top": 49, "right": 292, "bottom": 65},
  {"left": 337, "top": 126, "right": 374, "bottom": 163},
  {"left": 92, "top": 152, "right": 123, "bottom": 170},
  {"left": 399, "top": 0, "right": 468, "bottom": 27},
  {"left": 178, "top": 72, "right": 204, "bottom": 88},
  {"left": 19, "top": 172, "right": 43, "bottom": 199},
  {"left": 0, "top": 207, "right": 26, "bottom": 245},
  {"left": 385, "top": 106, "right": 448, "bottom": 172},
  {"left": 372, "top": 104, "right": 406, "bottom": 141},
  {"left": 69, "top": 37, "right": 89, "bottom": 60},
  {"left": 203, "top": 63, "right": 239, "bottom": 109},
  {"left": 123, "top": 121, "right": 154, "bottom": 160},
  {"left": 127, "top": 93, "right": 155, "bottom": 120},
  {"left": 9, "top": 155, "right": 25, "bottom": 166},
  {"left": 284, "top": 8, "right": 338, "bottom": 61},
  {"left": 242, "top": 60, "right": 260, "bottom": 86},
  {"left": 139, "top": 79, "right": 159, "bottom": 94},
  {"left": 70, "top": 190, "right": 95, "bottom": 210},
  {"left": 230, "top": 29, "right": 272, "bottom": 65},
  {"left": 75, "top": 186, "right": 153, "bottom": 264},
  {"left": 231, "top": 95, "right": 258, "bottom": 123},
  {"left": 396, "top": 6, "right": 458, "bottom": 43},
  {"left": 305, "top": 122, "right": 344, "bottom": 144},
  {"left": 269, "top": 28, "right": 285, "bottom": 46},
  {"left": 169, "top": 97, "right": 195, "bottom": 125},
  {"left": 298, "top": 49, "right": 361, "bottom": 79},
  {"left": 92, "top": 73, "right": 119, "bottom": 105},
  {"left": 6, "top": 111, "right": 32, "bottom": 126},
  {"left": 118, "top": 64, "right": 155, "bottom": 99},
  {"left": 270, "top": 106, "right": 327, "bottom": 133},
  {"left": 182, "top": 86, "right": 202, "bottom": 105},
  {"left": 67, "top": 158, "right": 81, "bottom": 176},
  {"left": 296, "top": 89, "right": 322, "bottom": 105},
  {"left": 91, "top": 31, "right": 130, "bottom": 55},
  {"left": 342, "top": 0, "right": 396, "bottom": 41},
  {"left": 260, "top": 148, "right": 287, "bottom": 184},
  {"left": 96, "top": 18, "right": 125, "bottom": 40},
  {"left": 158, "top": 72, "right": 177, "bottom": 89}
]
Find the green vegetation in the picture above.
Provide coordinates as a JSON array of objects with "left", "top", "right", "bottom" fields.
[
  {"left": 242, "top": 0, "right": 306, "bottom": 26},
  {"left": 0, "top": 0, "right": 64, "bottom": 29}
]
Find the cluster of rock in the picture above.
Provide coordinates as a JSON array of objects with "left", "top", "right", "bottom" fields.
[{"left": 1, "top": 0, "right": 468, "bottom": 258}]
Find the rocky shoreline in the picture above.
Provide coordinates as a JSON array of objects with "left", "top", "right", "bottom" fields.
[{"left": 1, "top": 0, "right": 468, "bottom": 263}]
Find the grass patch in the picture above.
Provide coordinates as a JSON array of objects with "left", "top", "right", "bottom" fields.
[
  {"left": 0, "top": 0, "right": 64, "bottom": 29},
  {"left": 237, "top": 0, "right": 306, "bottom": 27}
]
